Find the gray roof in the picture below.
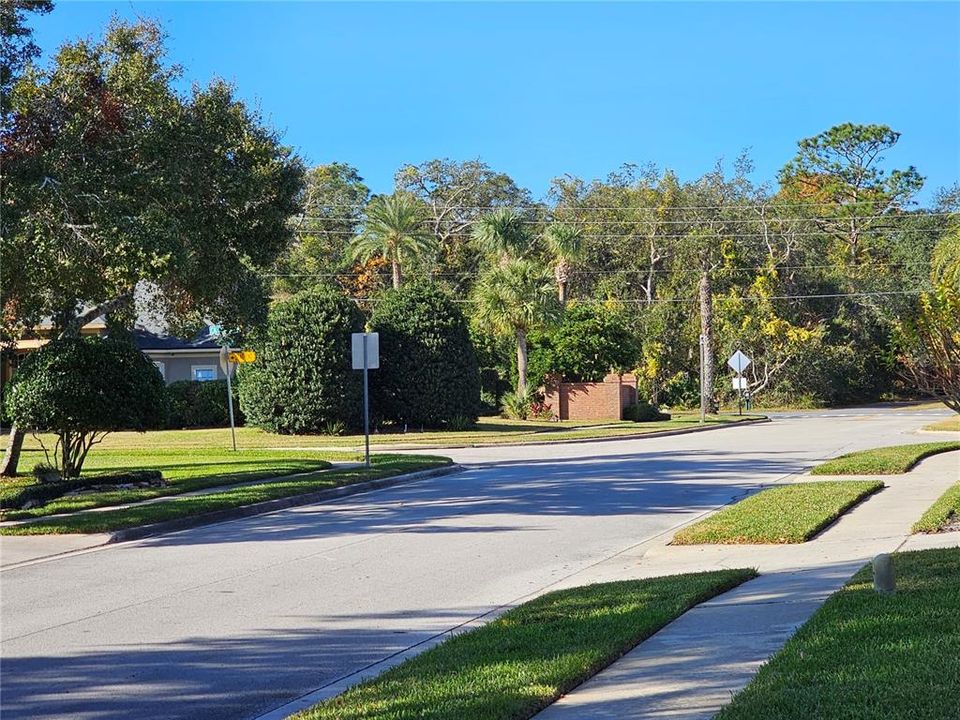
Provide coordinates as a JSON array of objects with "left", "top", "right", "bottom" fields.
[{"left": 132, "top": 327, "right": 221, "bottom": 351}]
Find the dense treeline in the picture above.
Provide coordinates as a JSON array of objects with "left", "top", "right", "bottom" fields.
[{"left": 270, "top": 130, "right": 957, "bottom": 410}]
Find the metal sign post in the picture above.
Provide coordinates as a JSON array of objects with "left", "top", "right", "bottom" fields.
[
  {"left": 219, "top": 346, "right": 238, "bottom": 451},
  {"left": 352, "top": 333, "right": 379, "bottom": 468},
  {"left": 727, "top": 350, "right": 752, "bottom": 417}
]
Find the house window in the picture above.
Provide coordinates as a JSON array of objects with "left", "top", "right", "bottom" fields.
[
  {"left": 153, "top": 361, "right": 165, "bottom": 380},
  {"left": 192, "top": 365, "right": 216, "bottom": 382}
]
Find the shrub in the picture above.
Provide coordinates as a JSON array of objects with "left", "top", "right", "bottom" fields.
[
  {"left": 369, "top": 284, "right": 481, "bottom": 428},
  {"left": 5, "top": 337, "right": 167, "bottom": 478},
  {"left": 623, "top": 401, "right": 671, "bottom": 422},
  {"left": 238, "top": 286, "right": 364, "bottom": 433},
  {"left": 501, "top": 389, "right": 533, "bottom": 420},
  {"left": 528, "top": 303, "right": 640, "bottom": 386},
  {"left": 166, "top": 380, "right": 243, "bottom": 428}
]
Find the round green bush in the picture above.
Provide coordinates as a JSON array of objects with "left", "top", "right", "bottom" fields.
[
  {"left": 166, "top": 379, "right": 243, "bottom": 429},
  {"left": 529, "top": 302, "right": 640, "bottom": 385},
  {"left": 369, "top": 284, "right": 481, "bottom": 428},
  {"left": 5, "top": 336, "right": 167, "bottom": 477},
  {"left": 238, "top": 286, "right": 364, "bottom": 433}
]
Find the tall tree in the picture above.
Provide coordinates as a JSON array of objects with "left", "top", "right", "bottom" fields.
[
  {"left": 349, "top": 193, "right": 436, "bottom": 289},
  {"left": 778, "top": 123, "right": 924, "bottom": 265},
  {"left": 396, "top": 159, "right": 532, "bottom": 292},
  {"left": 471, "top": 208, "right": 530, "bottom": 264},
  {"left": 0, "top": 19, "right": 304, "bottom": 474},
  {"left": 275, "top": 163, "right": 370, "bottom": 294},
  {"left": 543, "top": 223, "right": 584, "bottom": 303},
  {"left": 0, "top": 0, "right": 53, "bottom": 120},
  {"left": 471, "top": 259, "right": 560, "bottom": 395}
]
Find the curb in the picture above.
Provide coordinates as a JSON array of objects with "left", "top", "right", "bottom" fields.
[
  {"left": 105, "top": 464, "right": 462, "bottom": 544},
  {"left": 454, "top": 416, "right": 771, "bottom": 449}
]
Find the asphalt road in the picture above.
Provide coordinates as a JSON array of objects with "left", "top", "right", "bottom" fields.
[{"left": 0, "top": 407, "right": 950, "bottom": 720}]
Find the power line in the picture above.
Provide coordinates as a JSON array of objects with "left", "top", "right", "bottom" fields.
[
  {"left": 295, "top": 213, "right": 956, "bottom": 227},
  {"left": 292, "top": 226, "right": 948, "bottom": 239},
  {"left": 266, "top": 262, "right": 922, "bottom": 279},
  {"left": 340, "top": 290, "right": 928, "bottom": 305}
]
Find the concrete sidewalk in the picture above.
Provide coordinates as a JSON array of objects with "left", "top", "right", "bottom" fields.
[{"left": 534, "top": 450, "right": 960, "bottom": 720}]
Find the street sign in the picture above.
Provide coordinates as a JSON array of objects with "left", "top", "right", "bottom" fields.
[
  {"left": 352, "top": 332, "right": 379, "bottom": 468},
  {"left": 732, "top": 377, "right": 748, "bottom": 391},
  {"left": 228, "top": 350, "right": 256, "bottom": 364},
  {"left": 352, "top": 333, "right": 379, "bottom": 370},
  {"left": 727, "top": 350, "right": 752, "bottom": 374},
  {"left": 217, "top": 346, "right": 239, "bottom": 451}
]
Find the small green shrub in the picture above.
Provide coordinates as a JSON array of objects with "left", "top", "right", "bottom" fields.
[
  {"left": 322, "top": 419, "right": 346, "bottom": 436},
  {"left": 624, "top": 401, "right": 671, "bottom": 422},
  {"left": 166, "top": 380, "right": 243, "bottom": 428},
  {"left": 501, "top": 389, "right": 533, "bottom": 420},
  {"left": 446, "top": 414, "right": 476, "bottom": 431}
]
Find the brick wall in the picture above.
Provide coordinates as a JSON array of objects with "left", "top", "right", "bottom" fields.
[{"left": 544, "top": 373, "right": 638, "bottom": 421}]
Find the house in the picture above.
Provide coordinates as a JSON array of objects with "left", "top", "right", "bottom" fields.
[
  {"left": 2, "top": 320, "right": 228, "bottom": 387},
  {"left": 132, "top": 326, "right": 228, "bottom": 384}
]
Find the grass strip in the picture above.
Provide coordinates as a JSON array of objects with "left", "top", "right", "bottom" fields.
[
  {"left": 0, "top": 455, "right": 450, "bottom": 535},
  {"left": 2, "top": 414, "right": 760, "bottom": 453},
  {"left": 923, "top": 416, "right": 960, "bottom": 433},
  {"left": 672, "top": 480, "right": 883, "bottom": 545},
  {"left": 295, "top": 569, "right": 756, "bottom": 720},
  {"left": 715, "top": 547, "right": 960, "bottom": 720},
  {"left": 912, "top": 481, "right": 960, "bottom": 533},
  {"left": 810, "top": 442, "right": 960, "bottom": 475},
  {"left": 0, "top": 449, "right": 349, "bottom": 520}
]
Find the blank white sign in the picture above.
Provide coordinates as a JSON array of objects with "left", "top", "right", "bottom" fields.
[{"left": 352, "top": 332, "right": 380, "bottom": 370}]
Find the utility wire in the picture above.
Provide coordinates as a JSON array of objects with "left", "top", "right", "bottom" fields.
[{"left": 339, "top": 290, "right": 929, "bottom": 305}]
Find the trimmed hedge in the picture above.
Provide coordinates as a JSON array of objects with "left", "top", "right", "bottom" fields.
[
  {"left": 166, "top": 380, "right": 243, "bottom": 429},
  {"left": 238, "top": 286, "right": 365, "bottom": 433},
  {"left": 369, "top": 284, "right": 481, "bottom": 428}
]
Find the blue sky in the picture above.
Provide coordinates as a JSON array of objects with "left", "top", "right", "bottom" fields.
[{"left": 30, "top": 2, "right": 960, "bottom": 206}]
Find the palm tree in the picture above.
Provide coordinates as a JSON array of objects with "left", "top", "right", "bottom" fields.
[
  {"left": 543, "top": 223, "right": 584, "bottom": 303},
  {"left": 350, "top": 193, "right": 436, "bottom": 288},
  {"left": 472, "top": 259, "right": 560, "bottom": 395},
  {"left": 471, "top": 208, "right": 529, "bottom": 264}
]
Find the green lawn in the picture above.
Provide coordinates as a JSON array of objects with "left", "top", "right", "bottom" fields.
[
  {"left": 913, "top": 481, "right": 960, "bottom": 533},
  {"left": 0, "top": 448, "right": 351, "bottom": 520},
  {"left": 295, "top": 569, "right": 756, "bottom": 720},
  {"left": 811, "top": 442, "right": 960, "bottom": 475},
  {"left": 0, "top": 454, "right": 450, "bottom": 535},
  {"left": 2, "top": 413, "right": 762, "bottom": 453},
  {"left": 715, "top": 547, "right": 960, "bottom": 720},
  {"left": 924, "top": 416, "right": 960, "bottom": 433},
  {"left": 671, "top": 481, "right": 884, "bottom": 545}
]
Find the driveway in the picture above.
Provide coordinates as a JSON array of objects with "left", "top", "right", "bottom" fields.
[{"left": 0, "top": 406, "right": 950, "bottom": 720}]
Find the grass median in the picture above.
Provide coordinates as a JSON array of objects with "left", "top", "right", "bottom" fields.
[
  {"left": 913, "top": 481, "right": 960, "bottom": 533},
  {"left": 2, "top": 413, "right": 762, "bottom": 453},
  {"left": 0, "top": 454, "right": 451, "bottom": 535},
  {"left": 295, "top": 569, "right": 756, "bottom": 720},
  {"left": 923, "top": 416, "right": 960, "bottom": 432},
  {"left": 671, "top": 480, "right": 883, "bottom": 545},
  {"left": 715, "top": 547, "right": 960, "bottom": 720},
  {"left": 0, "top": 448, "right": 352, "bottom": 520},
  {"left": 810, "top": 441, "right": 960, "bottom": 475}
]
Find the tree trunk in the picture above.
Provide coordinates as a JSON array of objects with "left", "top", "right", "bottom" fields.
[
  {"left": 391, "top": 260, "right": 402, "bottom": 289},
  {"left": 699, "top": 271, "right": 718, "bottom": 415},
  {"left": 0, "top": 425, "right": 24, "bottom": 477},
  {"left": 516, "top": 329, "right": 528, "bottom": 396},
  {"left": 557, "top": 282, "right": 567, "bottom": 304}
]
